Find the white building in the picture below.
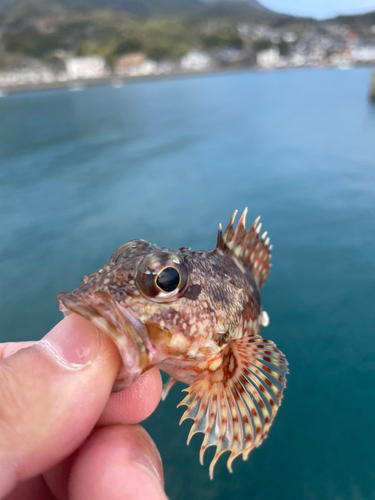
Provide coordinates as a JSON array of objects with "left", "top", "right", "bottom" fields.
[
  {"left": 257, "top": 47, "right": 280, "bottom": 69},
  {"left": 180, "top": 51, "right": 212, "bottom": 71},
  {"left": 133, "top": 60, "right": 158, "bottom": 76},
  {"left": 115, "top": 53, "right": 159, "bottom": 77},
  {"left": 65, "top": 56, "right": 107, "bottom": 80},
  {"left": 0, "top": 67, "right": 56, "bottom": 87},
  {"left": 289, "top": 53, "right": 307, "bottom": 67},
  {"left": 351, "top": 46, "right": 375, "bottom": 63},
  {"left": 329, "top": 52, "right": 352, "bottom": 68}
]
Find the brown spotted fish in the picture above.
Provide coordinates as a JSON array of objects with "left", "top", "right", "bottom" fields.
[{"left": 57, "top": 209, "right": 288, "bottom": 478}]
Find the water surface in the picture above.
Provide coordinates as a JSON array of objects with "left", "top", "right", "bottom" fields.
[{"left": 1, "top": 68, "right": 375, "bottom": 499}]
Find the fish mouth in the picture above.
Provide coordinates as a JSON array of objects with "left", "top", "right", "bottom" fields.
[{"left": 57, "top": 290, "right": 152, "bottom": 390}]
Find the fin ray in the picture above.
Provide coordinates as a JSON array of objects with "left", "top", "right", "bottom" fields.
[
  {"left": 178, "top": 336, "right": 288, "bottom": 479},
  {"left": 217, "top": 209, "right": 272, "bottom": 288},
  {"left": 162, "top": 377, "right": 177, "bottom": 400}
]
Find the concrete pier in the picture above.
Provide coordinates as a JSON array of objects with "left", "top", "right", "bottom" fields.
[{"left": 370, "top": 71, "right": 375, "bottom": 101}]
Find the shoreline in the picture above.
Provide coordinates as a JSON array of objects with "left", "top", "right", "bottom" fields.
[
  {"left": 0, "top": 66, "right": 259, "bottom": 96},
  {"left": 1, "top": 63, "right": 374, "bottom": 96}
]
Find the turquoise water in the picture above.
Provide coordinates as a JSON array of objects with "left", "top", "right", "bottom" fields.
[{"left": 1, "top": 68, "right": 375, "bottom": 499}]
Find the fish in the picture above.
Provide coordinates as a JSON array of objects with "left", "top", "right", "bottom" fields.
[{"left": 57, "top": 208, "right": 288, "bottom": 478}]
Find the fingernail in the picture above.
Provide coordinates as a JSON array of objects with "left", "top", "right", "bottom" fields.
[{"left": 39, "top": 315, "right": 100, "bottom": 368}]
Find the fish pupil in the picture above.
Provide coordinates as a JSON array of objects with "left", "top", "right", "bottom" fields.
[{"left": 156, "top": 267, "right": 180, "bottom": 292}]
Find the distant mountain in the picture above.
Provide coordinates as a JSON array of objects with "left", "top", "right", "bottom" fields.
[
  {"left": 201, "top": 0, "right": 265, "bottom": 7},
  {"left": 0, "top": 0, "right": 373, "bottom": 23},
  {"left": 0, "top": 0, "right": 277, "bottom": 18},
  {"left": 0, "top": 0, "right": 199, "bottom": 16},
  {"left": 55, "top": 0, "right": 273, "bottom": 16},
  {"left": 56, "top": 0, "right": 202, "bottom": 16},
  {"left": 328, "top": 9, "right": 375, "bottom": 26},
  {"left": 198, "top": 0, "right": 281, "bottom": 21}
]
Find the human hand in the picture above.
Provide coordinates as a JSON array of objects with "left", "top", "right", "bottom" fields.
[{"left": 0, "top": 314, "right": 167, "bottom": 500}]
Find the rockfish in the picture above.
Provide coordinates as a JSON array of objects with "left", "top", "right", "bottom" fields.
[{"left": 57, "top": 209, "right": 288, "bottom": 478}]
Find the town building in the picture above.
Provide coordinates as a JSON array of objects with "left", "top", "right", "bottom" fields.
[
  {"left": 65, "top": 56, "right": 108, "bottom": 80},
  {"left": 180, "top": 51, "right": 213, "bottom": 71},
  {"left": 256, "top": 47, "right": 280, "bottom": 69},
  {"left": 115, "top": 53, "right": 146, "bottom": 75},
  {"left": 351, "top": 46, "right": 375, "bottom": 63}
]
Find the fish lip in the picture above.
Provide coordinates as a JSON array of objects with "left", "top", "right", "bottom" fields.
[{"left": 57, "top": 290, "right": 150, "bottom": 389}]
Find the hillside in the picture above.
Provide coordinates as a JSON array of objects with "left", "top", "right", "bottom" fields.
[
  {"left": 0, "top": 0, "right": 280, "bottom": 19},
  {"left": 328, "top": 9, "right": 375, "bottom": 28},
  {"left": 198, "top": 1, "right": 282, "bottom": 21},
  {"left": 0, "top": 0, "right": 373, "bottom": 75}
]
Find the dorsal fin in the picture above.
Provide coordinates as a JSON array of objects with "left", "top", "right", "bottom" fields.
[{"left": 217, "top": 208, "right": 272, "bottom": 288}]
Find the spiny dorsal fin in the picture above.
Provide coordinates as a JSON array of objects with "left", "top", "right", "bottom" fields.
[
  {"left": 217, "top": 208, "right": 272, "bottom": 288},
  {"left": 178, "top": 335, "right": 288, "bottom": 479}
]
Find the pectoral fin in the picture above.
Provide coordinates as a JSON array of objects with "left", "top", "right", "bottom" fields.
[{"left": 178, "top": 336, "right": 288, "bottom": 479}]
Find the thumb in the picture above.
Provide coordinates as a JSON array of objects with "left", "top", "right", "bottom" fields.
[{"left": 0, "top": 314, "right": 121, "bottom": 498}]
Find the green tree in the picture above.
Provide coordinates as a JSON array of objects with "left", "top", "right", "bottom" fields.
[
  {"left": 114, "top": 38, "right": 143, "bottom": 55},
  {"left": 202, "top": 31, "right": 243, "bottom": 50},
  {"left": 252, "top": 39, "right": 273, "bottom": 52}
]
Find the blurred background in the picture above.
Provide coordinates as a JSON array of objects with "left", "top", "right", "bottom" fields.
[{"left": 1, "top": 0, "right": 375, "bottom": 499}]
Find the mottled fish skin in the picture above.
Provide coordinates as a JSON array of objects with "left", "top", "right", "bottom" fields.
[{"left": 57, "top": 209, "right": 288, "bottom": 478}]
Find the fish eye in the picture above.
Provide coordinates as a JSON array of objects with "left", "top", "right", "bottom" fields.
[
  {"left": 136, "top": 252, "right": 188, "bottom": 302},
  {"left": 156, "top": 267, "right": 181, "bottom": 292}
]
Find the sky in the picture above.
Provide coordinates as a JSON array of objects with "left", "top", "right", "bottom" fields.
[{"left": 261, "top": 0, "right": 375, "bottom": 19}]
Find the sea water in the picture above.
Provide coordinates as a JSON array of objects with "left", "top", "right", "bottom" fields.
[{"left": 1, "top": 67, "right": 375, "bottom": 499}]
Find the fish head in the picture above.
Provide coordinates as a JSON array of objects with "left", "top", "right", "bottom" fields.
[{"left": 57, "top": 238, "right": 257, "bottom": 389}]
